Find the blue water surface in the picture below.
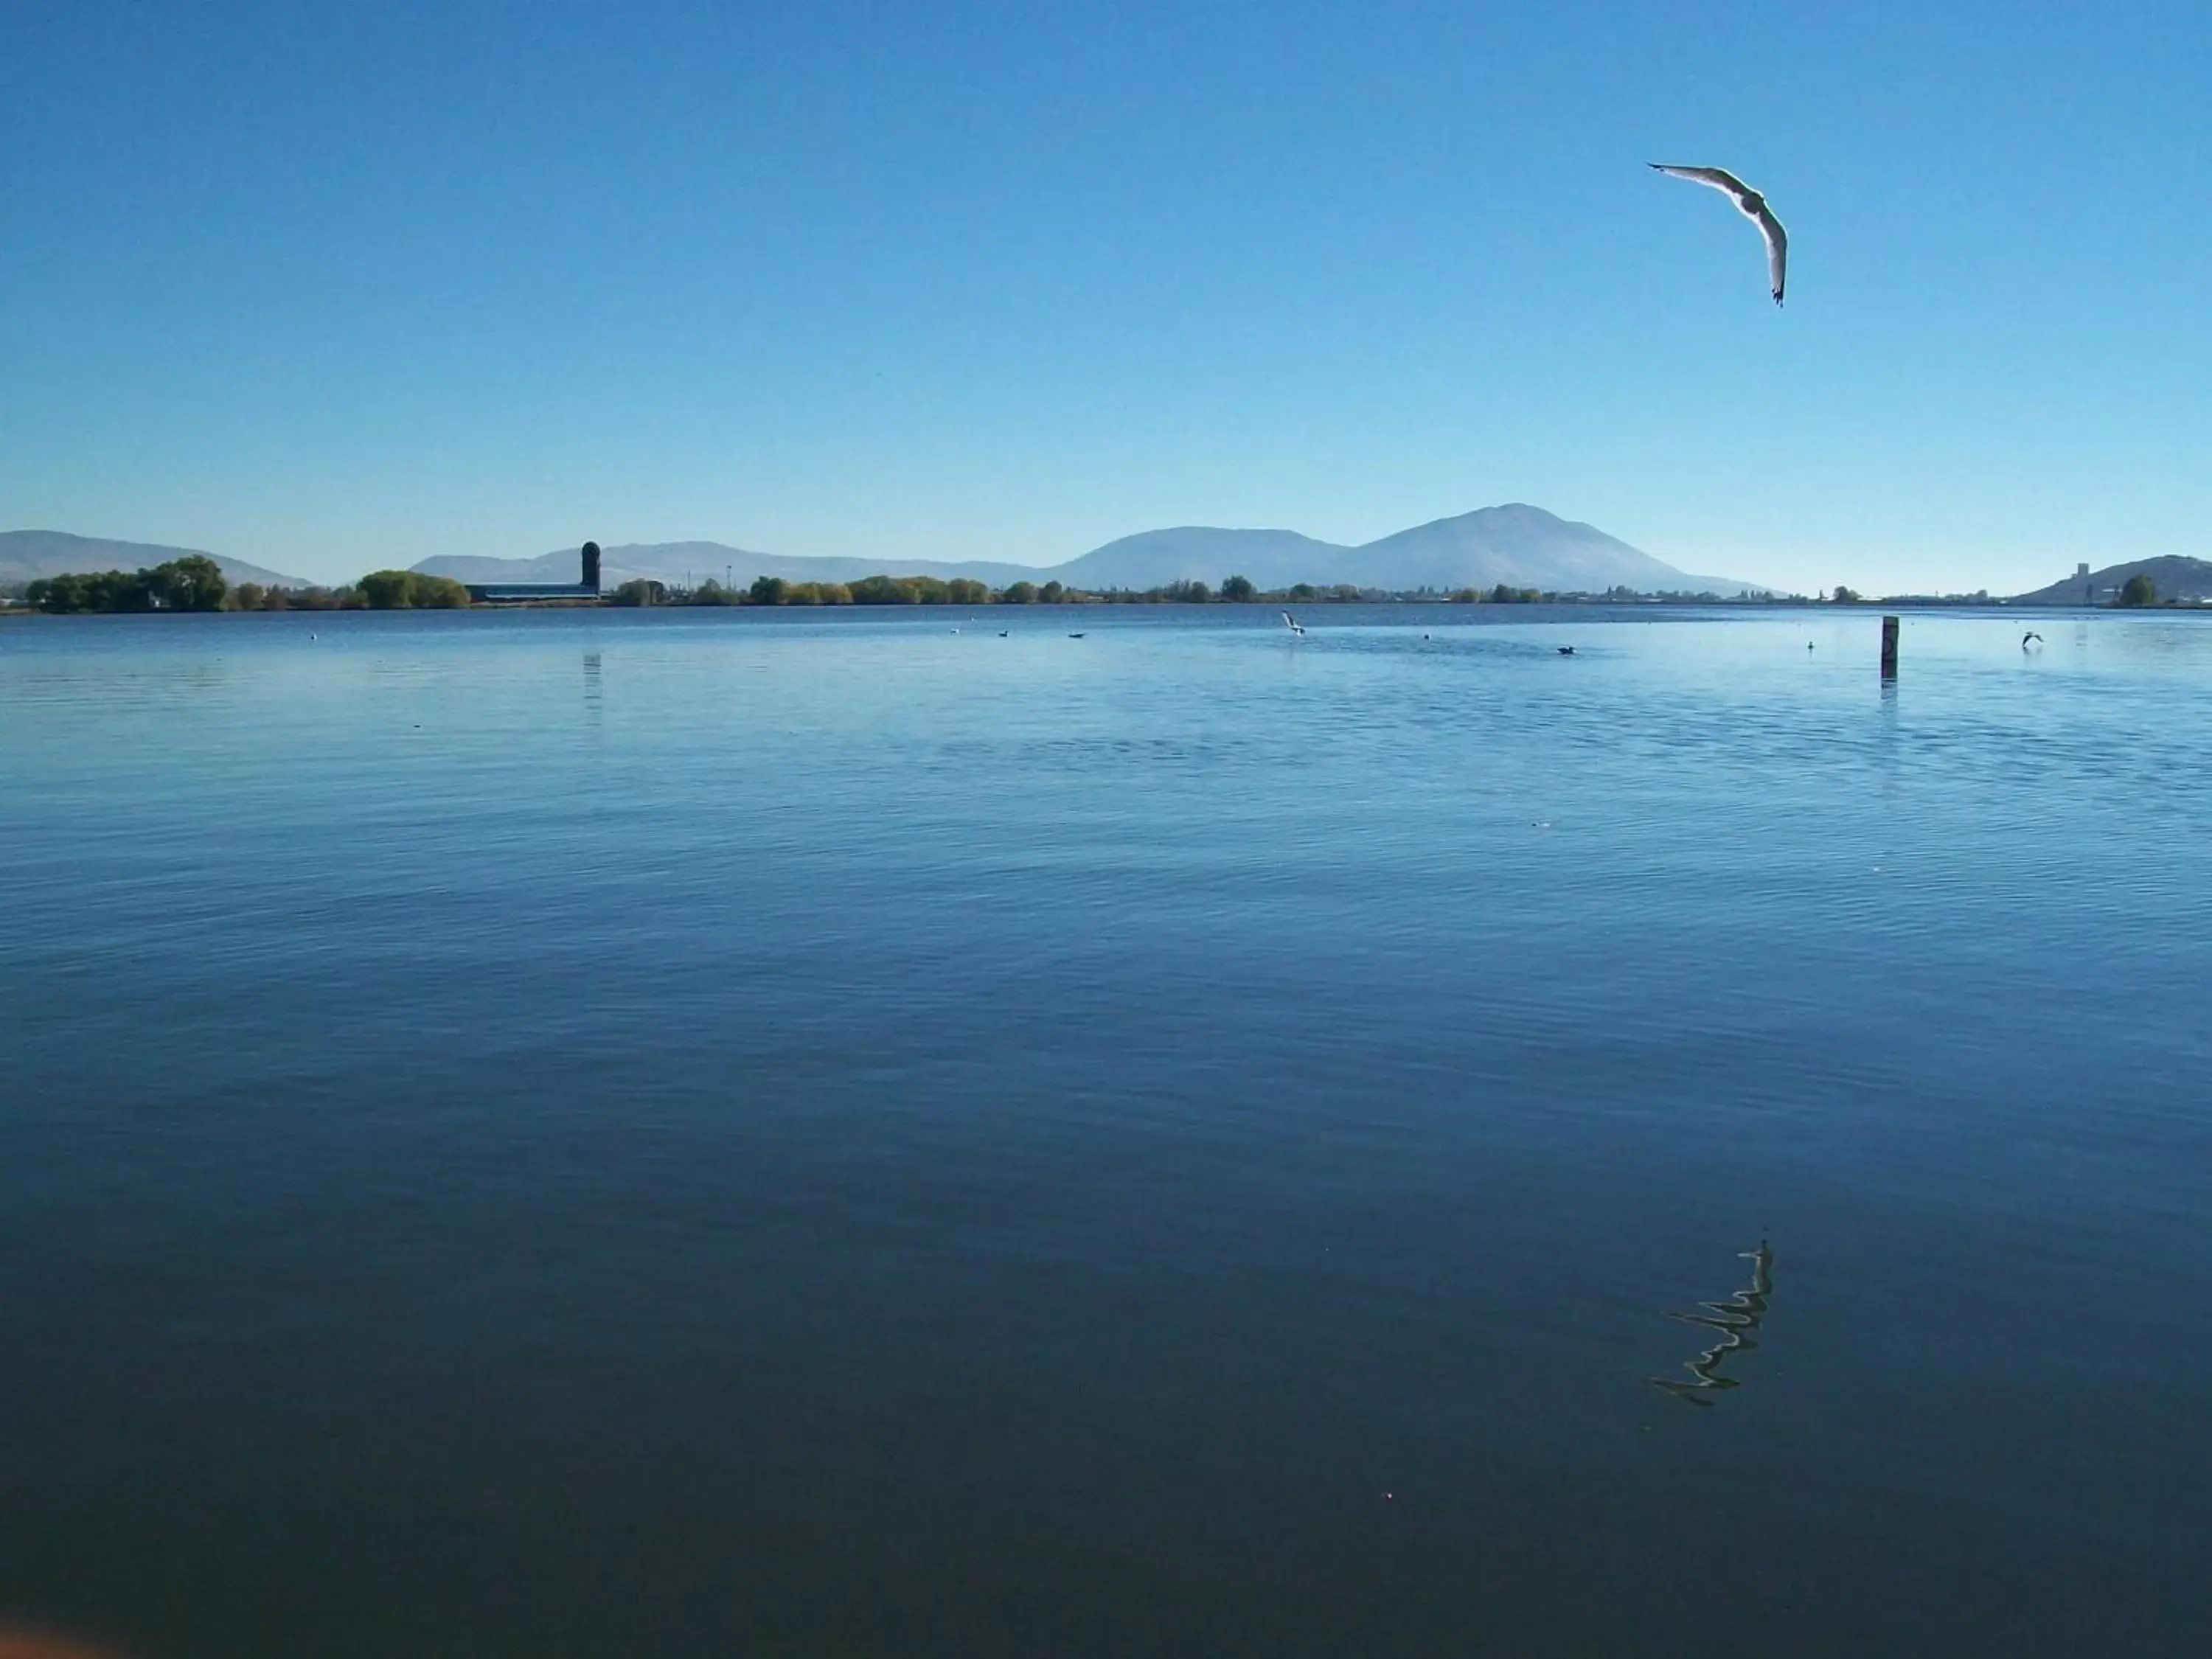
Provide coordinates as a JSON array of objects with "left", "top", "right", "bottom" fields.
[{"left": 4, "top": 604, "right": 2208, "bottom": 1657}]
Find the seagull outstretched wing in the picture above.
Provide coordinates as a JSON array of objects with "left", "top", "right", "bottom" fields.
[
  {"left": 1650, "top": 164, "right": 1787, "bottom": 306},
  {"left": 1752, "top": 201, "right": 1787, "bottom": 306}
]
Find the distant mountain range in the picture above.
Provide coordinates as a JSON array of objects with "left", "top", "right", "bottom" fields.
[
  {"left": 20, "top": 520, "right": 2205, "bottom": 605},
  {"left": 413, "top": 504, "right": 1766, "bottom": 596},
  {"left": 0, "top": 530, "right": 310, "bottom": 591},
  {"left": 2011, "top": 555, "right": 2212, "bottom": 605}
]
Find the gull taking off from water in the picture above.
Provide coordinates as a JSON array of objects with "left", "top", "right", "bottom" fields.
[
  {"left": 1649, "top": 164, "right": 1787, "bottom": 306},
  {"left": 2023, "top": 631, "right": 2045, "bottom": 650},
  {"left": 1281, "top": 611, "right": 1306, "bottom": 638}
]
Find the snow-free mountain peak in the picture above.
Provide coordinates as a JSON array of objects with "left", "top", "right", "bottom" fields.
[{"left": 413, "top": 506, "right": 1764, "bottom": 595}]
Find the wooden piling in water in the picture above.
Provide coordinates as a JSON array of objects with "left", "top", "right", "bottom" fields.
[{"left": 1880, "top": 615, "right": 1899, "bottom": 679}]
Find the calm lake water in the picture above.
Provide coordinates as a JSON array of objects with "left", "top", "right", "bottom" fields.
[{"left": 4, "top": 604, "right": 2210, "bottom": 1657}]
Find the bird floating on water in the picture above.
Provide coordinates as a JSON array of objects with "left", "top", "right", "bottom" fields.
[
  {"left": 1281, "top": 611, "right": 1306, "bottom": 638},
  {"left": 998, "top": 630, "right": 1009, "bottom": 638},
  {"left": 1649, "top": 164, "right": 1787, "bottom": 306},
  {"left": 1557, "top": 645, "right": 1576, "bottom": 656},
  {"left": 1068, "top": 632, "right": 1085, "bottom": 639}
]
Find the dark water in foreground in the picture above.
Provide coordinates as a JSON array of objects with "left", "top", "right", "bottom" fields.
[{"left": 4, "top": 604, "right": 2209, "bottom": 1657}]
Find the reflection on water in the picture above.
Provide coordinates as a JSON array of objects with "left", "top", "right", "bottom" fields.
[{"left": 1648, "top": 1242, "right": 1774, "bottom": 1408}]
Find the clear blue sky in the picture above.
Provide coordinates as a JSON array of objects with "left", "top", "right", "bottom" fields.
[{"left": 4, "top": 1, "right": 2207, "bottom": 591}]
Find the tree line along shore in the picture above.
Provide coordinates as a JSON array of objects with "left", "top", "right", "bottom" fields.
[
  {"left": 6, "top": 556, "right": 1567, "bottom": 615},
  {"left": 614, "top": 574, "right": 1557, "bottom": 607},
  {"left": 13, "top": 559, "right": 470, "bottom": 614},
  {"left": 4, "top": 557, "right": 2190, "bottom": 615}
]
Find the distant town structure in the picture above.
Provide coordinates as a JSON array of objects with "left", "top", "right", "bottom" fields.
[{"left": 465, "top": 541, "right": 603, "bottom": 604}]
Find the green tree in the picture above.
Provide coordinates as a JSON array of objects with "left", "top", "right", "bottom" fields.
[
  {"left": 229, "top": 582, "right": 266, "bottom": 611},
  {"left": 1288, "top": 582, "right": 1316, "bottom": 602},
  {"left": 1220, "top": 574, "right": 1256, "bottom": 602},
  {"left": 413, "top": 574, "right": 470, "bottom": 608},
  {"left": 749, "top": 575, "right": 788, "bottom": 606},
  {"left": 2119, "top": 572, "right": 2158, "bottom": 607},
  {"left": 689, "top": 579, "right": 737, "bottom": 606},
  {"left": 610, "top": 578, "right": 667, "bottom": 606},
  {"left": 29, "top": 570, "right": 147, "bottom": 613},
  {"left": 279, "top": 584, "right": 355, "bottom": 611},
  {"left": 26, "top": 574, "right": 74, "bottom": 613},
  {"left": 358, "top": 570, "right": 418, "bottom": 608},
  {"left": 848, "top": 574, "right": 915, "bottom": 604},
  {"left": 1001, "top": 580, "right": 1038, "bottom": 604},
  {"left": 1833, "top": 585, "right": 1860, "bottom": 603},
  {"left": 145, "top": 555, "right": 228, "bottom": 611},
  {"left": 947, "top": 577, "right": 991, "bottom": 605},
  {"left": 1040, "top": 580, "right": 1065, "bottom": 603}
]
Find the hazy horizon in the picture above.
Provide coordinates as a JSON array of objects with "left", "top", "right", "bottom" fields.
[{"left": 5, "top": 2, "right": 2205, "bottom": 593}]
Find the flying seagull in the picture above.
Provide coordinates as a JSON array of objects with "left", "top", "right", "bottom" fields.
[
  {"left": 1281, "top": 611, "right": 1306, "bottom": 637},
  {"left": 2023, "top": 631, "right": 2044, "bottom": 649},
  {"left": 1649, "top": 164, "right": 1787, "bottom": 306}
]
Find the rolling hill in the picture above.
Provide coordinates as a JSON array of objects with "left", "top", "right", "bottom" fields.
[
  {"left": 416, "top": 540, "right": 1046, "bottom": 592},
  {"left": 0, "top": 531, "right": 310, "bottom": 591},
  {"left": 1322, "top": 505, "right": 1751, "bottom": 594},
  {"left": 2011, "top": 555, "right": 2212, "bottom": 605},
  {"left": 417, "top": 506, "right": 1764, "bottom": 596}
]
